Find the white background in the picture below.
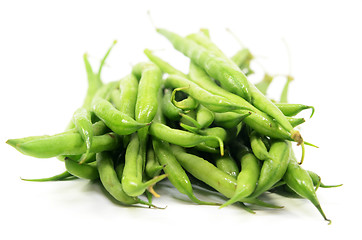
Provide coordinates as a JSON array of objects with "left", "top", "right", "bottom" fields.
[{"left": 1, "top": 0, "right": 361, "bottom": 239}]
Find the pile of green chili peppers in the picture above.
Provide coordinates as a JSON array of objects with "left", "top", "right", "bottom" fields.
[{"left": 7, "top": 28, "right": 341, "bottom": 223}]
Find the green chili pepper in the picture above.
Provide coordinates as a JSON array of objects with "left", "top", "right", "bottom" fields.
[
  {"left": 72, "top": 107, "right": 93, "bottom": 164},
  {"left": 249, "top": 130, "right": 272, "bottom": 161},
  {"left": 157, "top": 28, "right": 251, "bottom": 102},
  {"left": 158, "top": 29, "right": 303, "bottom": 145},
  {"left": 143, "top": 48, "right": 188, "bottom": 78},
  {"left": 195, "top": 103, "right": 215, "bottom": 129},
  {"left": 172, "top": 92, "right": 199, "bottom": 111},
  {"left": 275, "top": 103, "right": 315, "bottom": 118},
  {"left": 91, "top": 97, "right": 149, "bottom": 136},
  {"left": 171, "top": 145, "right": 282, "bottom": 210},
  {"left": 121, "top": 134, "right": 167, "bottom": 197},
  {"left": 231, "top": 48, "right": 254, "bottom": 75},
  {"left": 283, "top": 144, "right": 331, "bottom": 224},
  {"left": 96, "top": 151, "right": 156, "bottom": 207},
  {"left": 149, "top": 122, "right": 224, "bottom": 156},
  {"left": 65, "top": 157, "right": 99, "bottom": 180},
  {"left": 212, "top": 150, "right": 239, "bottom": 178},
  {"left": 220, "top": 150, "right": 260, "bottom": 208},
  {"left": 132, "top": 62, "right": 162, "bottom": 171},
  {"left": 254, "top": 73, "right": 274, "bottom": 95},
  {"left": 161, "top": 88, "right": 183, "bottom": 121},
  {"left": 307, "top": 170, "right": 343, "bottom": 189},
  {"left": 7, "top": 131, "right": 121, "bottom": 159},
  {"left": 21, "top": 171, "right": 75, "bottom": 182},
  {"left": 248, "top": 139, "right": 291, "bottom": 198},
  {"left": 166, "top": 75, "right": 248, "bottom": 113},
  {"left": 280, "top": 75, "right": 294, "bottom": 103},
  {"left": 152, "top": 139, "right": 218, "bottom": 205},
  {"left": 145, "top": 146, "right": 163, "bottom": 179}
]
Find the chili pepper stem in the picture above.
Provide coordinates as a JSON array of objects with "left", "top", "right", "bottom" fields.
[
  {"left": 147, "top": 185, "right": 161, "bottom": 198},
  {"left": 309, "top": 106, "right": 315, "bottom": 118},
  {"left": 291, "top": 130, "right": 303, "bottom": 145},
  {"left": 215, "top": 136, "right": 224, "bottom": 156},
  {"left": 299, "top": 142, "right": 306, "bottom": 165},
  {"left": 304, "top": 141, "right": 319, "bottom": 148},
  {"left": 315, "top": 203, "right": 331, "bottom": 224}
]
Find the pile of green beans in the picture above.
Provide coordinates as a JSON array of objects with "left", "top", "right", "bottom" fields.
[{"left": 7, "top": 28, "right": 341, "bottom": 223}]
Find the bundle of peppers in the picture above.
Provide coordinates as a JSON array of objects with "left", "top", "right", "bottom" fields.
[{"left": 7, "top": 28, "right": 341, "bottom": 223}]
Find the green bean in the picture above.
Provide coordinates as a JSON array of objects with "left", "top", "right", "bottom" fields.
[
  {"left": 248, "top": 140, "right": 291, "bottom": 198},
  {"left": 143, "top": 51, "right": 200, "bottom": 112},
  {"left": 188, "top": 30, "right": 254, "bottom": 77},
  {"left": 65, "top": 41, "right": 117, "bottom": 129},
  {"left": 81, "top": 40, "right": 117, "bottom": 109},
  {"left": 115, "top": 163, "right": 125, "bottom": 181},
  {"left": 20, "top": 171, "right": 75, "bottom": 182},
  {"left": 307, "top": 170, "right": 343, "bottom": 189},
  {"left": 171, "top": 145, "right": 281, "bottom": 209},
  {"left": 255, "top": 73, "right": 274, "bottom": 95},
  {"left": 172, "top": 92, "right": 199, "bottom": 111},
  {"left": 117, "top": 73, "right": 140, "bottom": 147},
  {"left": 145, "top": 45, "right": 294, "bottom": 142},
  {"left": 171, "top": 145, "right": 236, "bottom": 199},
  {"left": 62, "top": 62, "right": 117, "bottom": 162},
  {"left": 288, "top": 117, "right": 305, "bottom": 127},
  {"left": 65, "top": 152, "right": 97, "bottom": 164},
  {"left": 91, "top": 97, "right": 149, "bottom": 135},
  {"left": 152, "top": 139, "right": 218, "bottom": 205},
  {"left": 7, "top": 131, "right": 121, "bottom": 158},
  {"left": 165, "top": 74, "right": 251, "bottom": 113},
  {"left": 231, "top": 48, "right": 254, "bottom": 75},
  {"left": 195, "top": 103, "right": 214, "bottom": 129},
  {"left": 143, "top": 49, "right": 188, "bottom": 78},
  {"left": 187, "top": 62, "right": 217, "bottom": 129},
  {"left": 179, "top": 111, "right": 201, "bottom": 130},
  {"left": 186, "top": 31, "right": 232, "bottom": 64},
  {"left": 65, "top": 157, "right": 99, "bottom": 180},
  {"left": 198, "top": 127, "right": 229, "bottom": 148},
  {"left": 181, "top": 124, "right": 236, "bottom": 153},
  {"left": 280, "top": 75, "right": 294, "bottom": 103},
  {"left": 269, "top": 184, "right": 303, "bottom": 198},
  {"left": 249, "top": 130, "right": 272, "bottom": 161},
  {"left": 220, "top": 151, "right": 260, "bottom": 208},
  {"left": 96, "top": 151, "right": 154, "bottom": 207},
  {"left": 215, "top": 110, "right": 302, "bottom": 140},
  {"left": 213, "top": 150, "right": 239, "bottom": 178},
  {"left": 118, "top": 74, "right": 139, "bottom": 118},
  {"left": 275, "top": 103, "right": 315, "bottom": 118},
  {"left": 158, "top": 29, "right": 303, "bottom": 144},
  {"left": 157, "top": 28, "right": 251, "bottom": 102},
  {"left": 145, "top": 146, "right": 163, "bottom": 178},
  {"left": 57, "top": 121, "right": 109, "bottom": 162},
  {"left": 167, "top": 71, "right": 295, "bottom": 142},
  {"left": 110, "top": 88, "right": 122, "bottom": 110},
  {"left": 213, "top": 111, "right": 251, "bottom": 129},
  {"left": 161, "top": 88, "right": 183, "bottom": 121},
  {"left": 132, "top": 62, "right": 162, "bottom": 170},
  {"left": 149, "top": 122, "right": 224, "bottom": 156},
  {"left": 283, "top": 145, "right": 331, "bottom": 223},
  {"left": 72, "top": 107, "right": 93, "bottom": 164},
  {"left": 122, "top": 134, "right": 167, "bottom": 197},
  {"left": 92, "top": 80, "right": 120, "bottom": 101},
  {"left": 193, "top": 143, "right": 220, "bottom": 154}
]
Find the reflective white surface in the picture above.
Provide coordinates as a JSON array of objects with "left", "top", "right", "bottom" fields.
[{"left": 1, "top": 0, "right": 360, "bottom": 239}]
